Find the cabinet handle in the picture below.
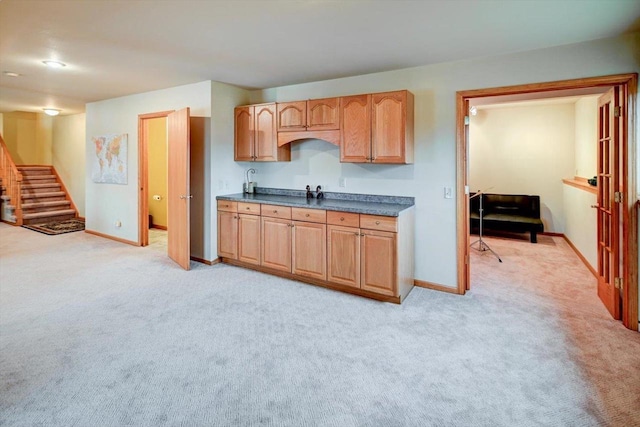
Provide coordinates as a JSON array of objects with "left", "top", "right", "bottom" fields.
[
  {"left": 305, "top": 213, "right": 310, "bottom": 217},
  {"left": 375, "top": 221, "right": 380, "bottom": 225},
  {"left": 246, "top": 207, "right": 250, "bottom": 210},
  {"left": 233, "top": 216, "right": 238, "bottom": 219},
  {"left": 354, "top": 232, "right": 360, "bottom": 236},
  {"left": 360, "top": 233, "right": 365, "bottom": 237},
  {"left": 340, "top": 217, "right": 345, "bottom": 221},
  {"left": 273, "top": 210, "right": 278, "bottom": 213}
]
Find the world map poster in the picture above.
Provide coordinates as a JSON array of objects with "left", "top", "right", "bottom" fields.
[{"left": 91, "top": 134, "right": 128, "bottom": 184}]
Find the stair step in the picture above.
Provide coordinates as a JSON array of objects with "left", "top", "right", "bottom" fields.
[
  {"left": 23, "top": 175, "right": 56, "bottom": 181},
  {"left": 17, "top": 166, "right": 53, "bottom": 176},
  {"left": 21, "top": 191, "right": 66, "bottom": 200},
  {"left": 22, "top": 182, "right": 60, "bottom": 190},
  {"left": 22, "top": 200, "right": 70, "bottom": 210},
  {"left": 22, "top": 209, "right": 76, "bottom": 220}
]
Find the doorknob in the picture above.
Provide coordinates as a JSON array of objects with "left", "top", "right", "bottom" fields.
[
  {"left": 590, "top": 204, "right": 599, "bottom": 208},
  {"left": 180, "top": 195, "right": 193, "bottom": 199}
]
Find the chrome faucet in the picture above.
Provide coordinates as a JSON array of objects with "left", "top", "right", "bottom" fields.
[{"left": 244, "top": 168, "right": 256, "bottom": 193}]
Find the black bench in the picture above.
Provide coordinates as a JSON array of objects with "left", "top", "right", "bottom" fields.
[{"left": 470, "top": 193, "right": 544, "bottom": 243}]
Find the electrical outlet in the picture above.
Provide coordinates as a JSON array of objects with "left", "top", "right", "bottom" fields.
[
  {"left": 444, "top": 187, "right": 453, "bottom": 199},
  {"left": 339, "top": 177, "right": 346, "bottom": 188},
  {"left": 115, "top": 220, "right": 122, "bottom": 228}
]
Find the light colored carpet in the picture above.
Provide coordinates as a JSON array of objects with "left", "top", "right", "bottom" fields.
[{"left": 1, "top": 223, "right": 639, "bottom": 426}]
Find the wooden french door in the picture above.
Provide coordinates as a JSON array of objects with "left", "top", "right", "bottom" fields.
[
  {"left": 167, "top": 108, "right": 191, "bottom": 270},
  {"left": 596, "top": 89, "right": 621, "bottom": 319}
]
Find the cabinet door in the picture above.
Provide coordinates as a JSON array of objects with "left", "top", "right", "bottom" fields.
[
  {"left": 292, "top": 221, "right": 326, "bottom": 280},
  {"left": 340, "top": 94, "right": 371, "bottom": 163},
  {"left": 234, "top": 106, "right": 254, "bottom": 161},
  {"left": 217, "top": 211, "right": 238, "bottom": 259},
  {"left": 307, "top": 97, "right": 339, "bottom": 131},
  {"left": 361, "top": 230, "right": 396, "bottom": 296},
  {"left": 261, "top": 217, "right": 292, "bottom": 272},
  {"left": 277, "top": 101, "right": 307, "bottom": 132},
  {"left": 238, "top": 214, "right": 261, "bottom": 265},
  {"left": 327, "top": 225, "right": 360, "bottom": 288},
  {"left": 371, "top": 91, "right": 408, "bottom": 164},
  {"left": 254, "top": 104, "right": 278, "bottom": 161}
]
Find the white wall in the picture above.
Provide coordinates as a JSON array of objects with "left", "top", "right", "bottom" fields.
[
  {"left": 85, "top": 81, "right": 211, "bottom": 244},
  {"left": 245, "top": 32, "right": 638, "bottom": 287},
  {"left": 52, "top": 113, "right": 86, "bottom": 216},
  {"left": 563, "top": 96, "right": 599, "bottom": 270},
  {"left": 469, "top": 103, "right": 575, "bottom": 233},
  {"left": 209, "top": 82, "right": 250, "bottom": 261},
  {"left": 574, "top": 96, "right": 599, "bottom": 178}
]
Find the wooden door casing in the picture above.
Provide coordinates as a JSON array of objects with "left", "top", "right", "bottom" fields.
[
  {"left": 361, "top": 230, "right": 396, "bottom": 296},
  {"left": 261, "top": 216, "right": 292, "bottom": 272},
  {"left": 167, "top": 107, "right": 191, "bottom": 270},
  {"left": 596, "top": 88, "right": 621, "bottom": 319},
  {"left": 234, "top": 106, "right": 253, "bottom": 161},
  {"left": 327, "top": 224, "right": 361, "bottom": 288},
  {"left": 238, "top": 213, "right": 260, "bottom": 265},
  {"left": 217, "top": 211, "right": 238, "bottom": 259},
  {"left": 307, "top": 98, "right": 339, "bottom": 131},
  {"left": 292, "top": 221, "right": 326, "bottom": 280},
  {"left": 340, "top": 94, "right": 371, "bottom": 163}
]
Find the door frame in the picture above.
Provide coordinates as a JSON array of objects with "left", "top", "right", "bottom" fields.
[
  {"left": 138, "top": 110, "right": 174, "bottom": 246},
  {"left": 455, "top": 73, "right": 638, "bottom": 331}
]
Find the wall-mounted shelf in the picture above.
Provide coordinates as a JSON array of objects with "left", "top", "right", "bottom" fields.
[{"left": 562, "top": 176, "right": 597, "bottom": 195}]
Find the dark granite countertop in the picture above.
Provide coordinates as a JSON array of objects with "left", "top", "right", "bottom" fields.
[{"left": 216, "top": 188, "right": 414, "bottom": 217}]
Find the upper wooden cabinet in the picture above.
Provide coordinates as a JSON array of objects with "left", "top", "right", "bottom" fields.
[
  {"left": 277, "top": 98, "right": 340, "bottom": 132},
  {"left": 277, "top": 101, "right": 307, "bottom": 132},
  {"left": 340, "top": 90, "right": 414, "bottom": 164},
  {"left": 307, "top": 98, "right": 340, "bottom": 131},
  {"left": 234, "top": 103, "right": 290, "bottom": 162},
  {"left": 371, "top": 91, "right": 414, "bottom": 164},
  {"left": 340, "top": 94, "right": 372, "bottom": 163},
  {"left": 235, "top": 90, "right": 413, "bottom": 164}
]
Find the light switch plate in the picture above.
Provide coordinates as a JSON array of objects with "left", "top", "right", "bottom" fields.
[{"left": 444, "top": 187, "right": 453, "bottom": 199}]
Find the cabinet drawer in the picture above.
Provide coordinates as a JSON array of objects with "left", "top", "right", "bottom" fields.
[
  {"left": 327, "top": 211, "right": 359, "bottom": 227},
  {"left": 238, "top": 202, "right": 261, "bottom": 215},
  {"left": 217, "top": 200, "right": 237, "bottom": 212},
  {"left": 261, "top": 204, "right": 292, "bottom": 219},
  {"left": 292, "top": 207, "right": 326, "bottom": 223},
  {"left": 360, "top": 214, "right": 397, "bottom": 232}
]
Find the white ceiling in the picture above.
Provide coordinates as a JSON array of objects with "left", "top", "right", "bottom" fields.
[{"left": 1, "top": 0, "right": 638, "bottom": 116}]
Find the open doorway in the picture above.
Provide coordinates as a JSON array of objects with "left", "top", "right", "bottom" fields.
[
  {"left": 138, "top": 108, "right": 192, "bottom": 270},
  {"left": 456, "top": 74, "right": 638, "bottom": 331},
  {"left": 146, "top": 116, "right": 168, "bottom": 252}
]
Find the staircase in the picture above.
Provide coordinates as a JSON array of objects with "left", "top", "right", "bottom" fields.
[{"left": 14, "top": 166, "right": 77, "bottom": 224}]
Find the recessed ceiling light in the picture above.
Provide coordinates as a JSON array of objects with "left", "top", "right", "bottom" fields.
[
  {"left": 3, "top": 71, "right": 21, "bottom": 77},
  {"left": 43, "top": 108, "right": 60, "bottom": 116},
  {"left": 42, "top": 60, "right": 66, "bottom": 69}
]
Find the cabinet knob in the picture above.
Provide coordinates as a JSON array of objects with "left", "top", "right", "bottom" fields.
[
  {"left": 360, "top": 233, "right": 365, "bottom": 237},
  {"left": 340, "top": 217, "right": 345, "bottom": 221},
  {"left": 273, "top": 210, "right": 278, "bottom": 213},
  {"left": 375, "top": 221, "right": 380, "bottom": 225},
  {"left": 305, "top": 213, "right": 310, "bottom": 217},
  {"left": 246, "top": 207, "right": 250, "bottom": 210}
]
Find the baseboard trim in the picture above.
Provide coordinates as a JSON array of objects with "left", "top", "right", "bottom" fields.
[
  {"left": 151, "top": 225, "right": 167, "bottom": 230},
  {"left": 414, "top": 279, "right": 462, "bottom": 295},
  {"left": 562, "top": 235, "right": 598, "bottom": 278},
  {"left": 85, "top": 229, "right": 139, "bottom": 247},
  {"left": 541, "top": 231, "right": 564, "bottom": 237},
  {"left": 190, "top": 256, "right": 220, "bottom": 266}
]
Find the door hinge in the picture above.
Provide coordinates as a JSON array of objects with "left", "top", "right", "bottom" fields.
[
  {"left": 614, "top": 277, "right": 623, "bottom": 291},
  {"left": 614, "top": 191, "right": 623, "bottom": 203},
  {"left": 464, "top": 116, "right": 470, "bottom": 125},
  {"left": 614, "top": 106, "right": 622, "bottom": 117}
]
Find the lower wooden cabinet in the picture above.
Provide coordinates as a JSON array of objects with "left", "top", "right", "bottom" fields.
[
  {"left": 218, "top": 200, "right": 414, "bottom": 303},
  {"left": 217, "top": 210, "right": 238, "bottom": 259},
  {"left": 261, "top": 216, "right": 292, "bottom": 272},
  {"left": 327, "top": 225, "right": 396, "bottom": 296},
  {"left": 238, "top": 214, "right": 261, "bottom": 265},
  {"left": 292, "top": 221, "right": 326, "bottom": 280}
]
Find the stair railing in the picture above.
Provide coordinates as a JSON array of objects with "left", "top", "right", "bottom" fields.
[{"left": 0, "top": 135, "right": 23, "bottom": 225}]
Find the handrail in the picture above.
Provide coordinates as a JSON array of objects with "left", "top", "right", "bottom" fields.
[{"left": 0, "top": 134, "right": 23, "bottom": 225}]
